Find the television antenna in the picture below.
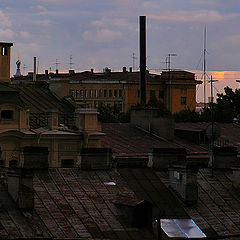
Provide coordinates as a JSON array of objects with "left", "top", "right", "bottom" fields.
[
  {"left": 54, "top": 59, "right": 60, "bottom": 71},
  {"left": 167, "top": 53, "right": 177, "bottom": 71},
  {"left": 132, "top": 53, "right": 137, "bottom": 71},
  {"left": 69, "top": 55, "right": 75, "bottom": 70}
]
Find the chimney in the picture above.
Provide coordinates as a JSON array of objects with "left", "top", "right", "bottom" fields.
[
  {"left": 45, "top": 69, "right": 48, "bottom": 76},
  {"left": 113, "top": 195, "right": 152, "bottom": 228},
  {"left": 169, "top": 160, "right": 199, "bottom": 205},
  {"left": 47, "top": 109, "right": 58, "bottom": 130},
  {"left": 139, "top": 16, "right": 146, "bottom": 105},
  {"left": 129, "top": 67, "right": 133, "bottom": 72},
  {"left": 69, "top": 69, "right": 75, "bottom": 75},
  {"left": 56, "top": 69, "right": 59, "bottom": 75},
  {"left": 91, "top": 68, "right": 94, "bottom": 73},
  {"left": 80, "top": 148, "right": 112, "bottom": 170},
  {"left": 152, "top": 148, "right": 187, "bottom": 169},
  {"left": 74, "top": 108, "right": 100, "bottom": 132},
  {"left": 123, "top": 66, "right": 127, "bottom": 72},
  {"left": 8, "top": 169, "right": 34, "bottom": 211},
  {"left": 33, "top": 57, "right": 37, "bottom": 81},
  {"left": 7, "top": 146, "right": 49, "bottom": 211}
]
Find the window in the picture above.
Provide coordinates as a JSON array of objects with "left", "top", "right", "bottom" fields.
[
  {"left": 61, "top": 159, "right": 74, "bottom": 168},
  {"left": 95, "top": 89, "right": 98, "bottom": 97},
  {"left": 9, "top": 160, "right": 18, "bottom": 168},
  {"left": 99, "top": 89, "right": 103, "bottom": 97},
  {"left": 159, "top": 90, "right": 164, "bottom": 99},
  {"left": 80, "top": 89, "right": 84, "bottom": 97},
  {"left": 109, "top": 90, "right": 112, "bottom": 97},
  {"left": 104, "top": 89, "right": 107, "bottom": 97},
  {"left": 84, "top": 89, "right": 88, "bottom": 98},
  {"left": 76, "top": 90, "right": 79, "bottom": 98},
  {"left": 150, "top": 90, "right": 156, "bottom": 97},
  {"left": 1, "top": 110, "right": 13, "bottom": 119},
  {"left": 181, "top": 96, "right": 187, "bottom": 105},
  {"left": 69, "top": 89, "right": 74, "bottom": 97},
  {"left": 119, "top": 89, "right": 122, "bottom": 98},
  {"left": 2, "top": 47, "right": 7, "bottom": 56},
  {"left": 90, "top": 89, "right": 93, "bottom": 98},
  {"left": 114, "top": 89, "right": 118, "bottom": 98}
]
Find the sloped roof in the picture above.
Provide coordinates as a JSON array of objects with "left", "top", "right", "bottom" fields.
[
  {"left": 157, "top": 168, "right": 240, "bottom": 238},
  {"left": 12, "top": 83, "right": 75, "bottom": 114},
  {"left": 102, "top": 123, "right": 206, "bottom": 155},
  {"left": 2, "top": 166, "right": 240, "bottom": 238}
]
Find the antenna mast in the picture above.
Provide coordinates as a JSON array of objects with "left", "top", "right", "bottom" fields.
[
  {"left": 69, "top": 55, "right": 74, "bottom": 70},
  {"left": 132, "top": 53, "right": 137, "bottom": 71},
  {"left": 55, "top": 58, "right": 60, "bottom": 71},
  {"left": 203, "top": 25, "right": 207, "bottom": 108}
]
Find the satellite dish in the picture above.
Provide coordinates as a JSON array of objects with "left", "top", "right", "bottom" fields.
[{"left": 206, "top": 123, "right": 221, "bottom": 141}]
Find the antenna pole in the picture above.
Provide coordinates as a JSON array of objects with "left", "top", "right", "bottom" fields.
[
  {"left": 203, "top": 25, "right": 207, "bottom": 108},
  {"left": 132, "top": 53, "right": 137, "bottom": 71},
  {"left": 69, "top": 55, "right": 74, "bottom": 70},
  {"left": 55, "top": 58, "right": 60, "bottom": 71}
]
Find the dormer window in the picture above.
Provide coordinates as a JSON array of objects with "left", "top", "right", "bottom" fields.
[{"left": 1, "top": 110, "right": 13, "bottom": 120}]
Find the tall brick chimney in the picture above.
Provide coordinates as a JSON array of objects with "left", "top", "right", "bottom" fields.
[
  {"left": 7, "top": 146, "right": 49, "bottom": 211},
  {"left": 169, "top": 160, "right": 199, "bottom": 205}
]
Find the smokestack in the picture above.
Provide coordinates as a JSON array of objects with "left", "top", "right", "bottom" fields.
[
  {"left": 33, "top": 57, "right": 37, "bottom": 81},
  {"left": 139, "top": 16, "right": 146, "bottom": 105}
]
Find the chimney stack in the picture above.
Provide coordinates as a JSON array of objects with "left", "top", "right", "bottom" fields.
[
  {"left": 169, "top": 160, "right": 199, "bottom": 205},
  {"left": 7, "top": 146, "right": 49, "bottom": 211},
  {"left": 139, "top": 16, "right": 146, "bottom": 105},
  {"left": 47, "top": 109, "right": 58, "bottom": 130},
  {"left": 123, "top": 67, "right": 127, "bottom": 72},
  {"left": 33, "top": 57, "right": 37, "bottom": 81}
]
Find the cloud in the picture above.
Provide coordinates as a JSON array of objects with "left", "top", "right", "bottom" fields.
[
  {"left": 82, "top": 29, "right": 122, "bottom": 43},
  {"left": 149, "top": 10, "right": 239, "bottom": 23},
  {"left": 33, "top": 19, "right": 54, "bottom": 27},
  {"left": 0, "top": 29, "right": 14, "bottom": 39},
  {"left": 0, "top": 10, "right": 11, "bottom": 26},
  {"left": 20, "top": 31, "right": 32, "bottom": 39},
  {"left": 225, "top": 34, "right": 240, "bottom": 46}
]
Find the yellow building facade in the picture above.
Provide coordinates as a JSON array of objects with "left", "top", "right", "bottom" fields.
[
  {"left": 46, "top": 69, "right": 201, "bottom": 113},
  {"left": 0, "top": 42, "right": 104, "bottom": 168}
]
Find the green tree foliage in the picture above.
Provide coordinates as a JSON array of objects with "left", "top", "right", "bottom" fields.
[
  {"left": 97, "top": 102, "right": 130, "bottom": 123},
  {"left": 147, "top": 95, "right": 171, "bottom": 117},
  {"left": 214, "top": 87, "right": 240, "bottom": 122}
]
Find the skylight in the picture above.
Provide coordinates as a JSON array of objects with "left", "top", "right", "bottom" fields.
[{"left": 104, "top": 181, "right": 116, "bottom": 186}]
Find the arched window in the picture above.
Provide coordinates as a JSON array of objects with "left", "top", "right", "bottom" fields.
[{"left": 1, "top": 110, "right": 13, "bottom": 119}]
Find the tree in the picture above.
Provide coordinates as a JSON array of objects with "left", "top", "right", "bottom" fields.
[
  {"left": 214, "top": 87, "right": 240, "bottom": 122},
  {"left": 97, "top": 103, "right": 130, "bottom": 123}
]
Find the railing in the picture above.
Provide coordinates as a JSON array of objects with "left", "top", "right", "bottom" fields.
[{"left": 30, "top": 113, "right": 76, "bottom": 129}]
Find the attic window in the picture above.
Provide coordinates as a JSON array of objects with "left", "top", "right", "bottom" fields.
[{"left": 1, "top": 110, "right": 13, "bottom": 120}]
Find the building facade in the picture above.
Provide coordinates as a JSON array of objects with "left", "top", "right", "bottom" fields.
[{"left": 13, "top": 68, "right": 201, "bottom": 113}]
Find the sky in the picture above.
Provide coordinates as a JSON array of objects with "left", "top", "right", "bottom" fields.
[{"left": 1, "top": 0, "right": 240, "bottom": 101}]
